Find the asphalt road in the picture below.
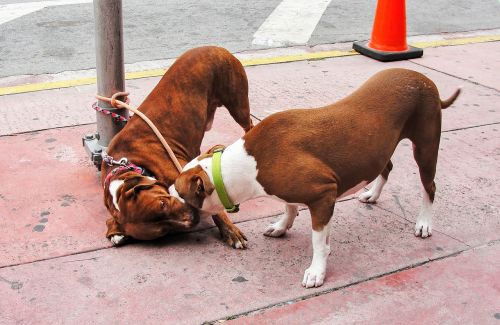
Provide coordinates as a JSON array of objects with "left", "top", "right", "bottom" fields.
[{"left": 0, "top": 0, "right": 499, "bottom": 77}]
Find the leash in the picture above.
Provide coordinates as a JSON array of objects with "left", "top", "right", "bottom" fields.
[
  {"left": 93, "top": 102, "right": 129, "bottom": 123},
  {"left": 95, "top": 92, "right": 183, "bottom": 174},
  {"left": 212, "top": 147, "right": 239, "bottom": 213}
]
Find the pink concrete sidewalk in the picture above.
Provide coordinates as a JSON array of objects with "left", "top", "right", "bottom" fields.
[
  {"left": 0, "top": 41, "right": 499, "bottom": 324},
  {"left": 229, "top": 242, "right": 500, "bottom": 325}
]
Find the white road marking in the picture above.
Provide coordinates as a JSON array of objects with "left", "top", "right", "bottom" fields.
[
  {"left": 0, "top": 0, "right": 92, "bottom": 25},
  {"left": 252, "top": 0, "right": 332, "bottom": 47}
]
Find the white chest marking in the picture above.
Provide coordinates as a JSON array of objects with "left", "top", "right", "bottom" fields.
[
  {"left": 179, "top": 139, "right": 267, "bottom": 214},
  {"left": 109, "top": 180, "right": 125, "bottom": 211},
  {"left": 218, "top": 138, "right": 267, "bottom": 202}
]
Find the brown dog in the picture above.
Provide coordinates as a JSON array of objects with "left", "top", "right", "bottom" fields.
[
  {"left": 102, "top": 46, "right": 253, "bottom": 248},
  {"left": 172, "top": 68, "right": 460, "bottom": 287}
]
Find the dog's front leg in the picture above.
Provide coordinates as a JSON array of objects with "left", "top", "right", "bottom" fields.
[
  {"left": 212, "top": 212, "right": 248, "bottom": 249},
  {"left": 302, "top": 193, "right": 336, "bottom": 288},
  {"left": 106, "top": 217, "right": 127, "bottom": 246}
]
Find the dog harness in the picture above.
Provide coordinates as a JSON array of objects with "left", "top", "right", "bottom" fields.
[{"left": 212, "top": 147, "right": 239, "bottom": 213}]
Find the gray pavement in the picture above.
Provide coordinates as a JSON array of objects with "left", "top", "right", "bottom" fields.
[{"left": 1, "top": 0, "right": 500, "bottom": 77}]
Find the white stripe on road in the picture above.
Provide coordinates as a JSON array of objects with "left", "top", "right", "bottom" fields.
[
  {"left": 252, "top": 0, "right": 332, "bottom": 47},
  {"left": 0, "top": 0, "right": 92, "bottom": 25}
]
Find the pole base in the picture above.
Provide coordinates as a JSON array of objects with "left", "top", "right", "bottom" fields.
[
  {"left": 82, "top": 133, "right": 104, "bottom": 171},
  {"left": 353, "top": 41, "right": 423, "bottom": 62}
]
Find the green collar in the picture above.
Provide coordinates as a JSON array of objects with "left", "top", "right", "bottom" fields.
[{"left": 212, "top": 148, "right": 239, "bottom": 213}]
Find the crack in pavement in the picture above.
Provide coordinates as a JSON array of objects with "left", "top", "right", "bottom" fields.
[{"left": 208, "top": 239, "right": 500, "bottom": 324}]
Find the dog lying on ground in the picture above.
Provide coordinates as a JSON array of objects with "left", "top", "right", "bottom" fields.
[
  {"left": 171, "top": 68, "right": 461, "bottom": 287},
  {"left": 102, "top": 46, "right": 253, "bottom": 248}
]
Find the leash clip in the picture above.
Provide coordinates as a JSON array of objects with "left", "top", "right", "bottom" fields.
[
  {"left": 102, "top": 151, "right": 129, "bottom": 167},
  {"left": 118, "top": 157, "right": 129, "bottom": 166}
]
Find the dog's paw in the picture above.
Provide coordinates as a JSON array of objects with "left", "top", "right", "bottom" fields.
[
  {"left": 358, "top": 190, "right": 379, "bottom": 203},
  {"left": 263, "top": 222, "right": 288, "bottom": 237},
  {"left": 415, "top": 220, "right": 432, "bottom": 238},
  {"left": 302, "top": 266, "right": 326, "bottom": 288},
  {"left": 220, "top": 225, "right": 248, "bottom": 249},
  {"left": 110, "top": 234, "right": 127, "bottom": 246}
]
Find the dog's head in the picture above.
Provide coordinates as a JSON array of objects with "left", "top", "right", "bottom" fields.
[
  {"left": 173, "top": 165, "right": 215, "bottom": 210},
  {"left": 171, "top": 145, "right": 225, "bottom": 214},
  {"left": 104, "top": 172, "right": 200, "bottom": 241}
]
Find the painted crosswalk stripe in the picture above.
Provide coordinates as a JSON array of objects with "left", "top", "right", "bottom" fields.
[
  {"left": 252, "top": 0, "right": 332, "bottom": 47},
  {"left": 0, "top": 0, "right": 92, "bottom": 26}
]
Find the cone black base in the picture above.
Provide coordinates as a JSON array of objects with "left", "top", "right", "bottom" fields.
[{"left": 353, "top": 41, "right": 423, "bottom": 62}]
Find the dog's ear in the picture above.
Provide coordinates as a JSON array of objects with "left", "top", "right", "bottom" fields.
[
  {"left": 175, "top": 166, "right": 214, "bottom": 208},
  {"left": 133, "top": 184, "right": 155, "bottom": 195},
  {"left": 121, "top": 175, "right": 156, "bottom": 199},
  {"left": 192, "top": 170, "right": 215, "bottom": 197},
  {"left": 124, "top": 183, "right": 155, "bottom": 200}
]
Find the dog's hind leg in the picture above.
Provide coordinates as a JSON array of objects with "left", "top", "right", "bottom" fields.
[
  {"left": 412, "top": 141, "right": 438, "bottom": 238},
  {"left": 410, "top": 108, "right": 441, "bottom": 238},
  {"left": 263, "top": 204, "right": 298, "bottom": 237},
  {"left": 358, "top": 160, "right": 393, "bottom": 203},
  {"left": 225, "top": 96, "right": 253, "bottom": 133}
]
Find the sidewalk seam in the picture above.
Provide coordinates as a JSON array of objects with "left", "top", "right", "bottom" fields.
[
  {"left": 372, "top": 204, "right": 472, "bottom": 248},
  {"left": 206, "top": 239, "right": 500, "bottom": 324},
  {"left": 3, "top": 120, "right": 498, "bottom": 141},
  {"left": 0, "top": 198, "right": 358, "bottom": 270},
  {"left": 442, "top": 121, "right": 500, "bottom": 133},
  {"left": 408, "top": 60, "right": 500, "bottom": 93},
  {"left": 0, "top": 122, "right": 95, "bottom": 138}
]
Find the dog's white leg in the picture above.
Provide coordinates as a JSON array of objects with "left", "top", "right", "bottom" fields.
[
  {"left": 326, "top": 221, "right": 331, "bottom": 254},
  {"left": 358, "top": 175, "right": 387, "bottom": 203},
  {"left": 415, "top": 189, "right": 433, "bottom": 238},
  {"left": 263, "top": 204, "right": 298, "bottom": 237},
  {"left": 302, "top": 220, "right": 331, "bottom": 288}
]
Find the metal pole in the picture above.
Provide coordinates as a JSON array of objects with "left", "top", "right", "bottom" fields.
[{"left": 83, "top": 0, "right": 128, "bottom": 170}]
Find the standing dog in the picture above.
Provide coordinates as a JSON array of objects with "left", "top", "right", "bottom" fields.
[
  {"left": 171, "top": 68, "right": 460, "bottom": 287},
  {"left": 102, "top": 46, "right": 253, "bottom": 248}
]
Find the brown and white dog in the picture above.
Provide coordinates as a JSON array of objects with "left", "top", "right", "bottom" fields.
[
  {"left": 102, "top": 46, "right": 253, "bottom": 248},
  {"left": 171, "top": 68, "right": 461, "bottom": 287}
]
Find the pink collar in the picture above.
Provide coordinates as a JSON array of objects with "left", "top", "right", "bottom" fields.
[
  {"left": 104, "top": 164, "right": 145, "bottom": 188},
  {"left": 102, "top": 153, "right": 148, "bottom": 188}
]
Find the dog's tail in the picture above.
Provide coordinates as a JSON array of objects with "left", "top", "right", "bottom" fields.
[{"left": 441, "top": 88, "right": 461, "bottom": 109}]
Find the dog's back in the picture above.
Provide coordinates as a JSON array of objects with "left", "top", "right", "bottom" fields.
[{"left": 243, "top": 68, "right": 460, "bottom": 197}]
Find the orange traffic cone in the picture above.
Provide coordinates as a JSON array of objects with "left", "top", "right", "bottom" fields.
[{"left": 353, "top": 0, "right": 422, "bottom": 61}]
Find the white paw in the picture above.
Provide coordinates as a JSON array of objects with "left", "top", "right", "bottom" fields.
[
  {"left": 358, "top": 190, "right": 379, "bottom": 203},
  {"left": 414, "top": 220, "right": 432, "bottom": 238},
  {"left": 263, "top": 221, "right": 288, "bottom": 237},
  {"left": 110, "top": 235, "right": 127, "bottom": 246},
  {"left": 302, "top": 266, "right": 326, "bottom": 288},
  {"left": 234, "top": 240, "right": 248, "bottom": 249}
]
